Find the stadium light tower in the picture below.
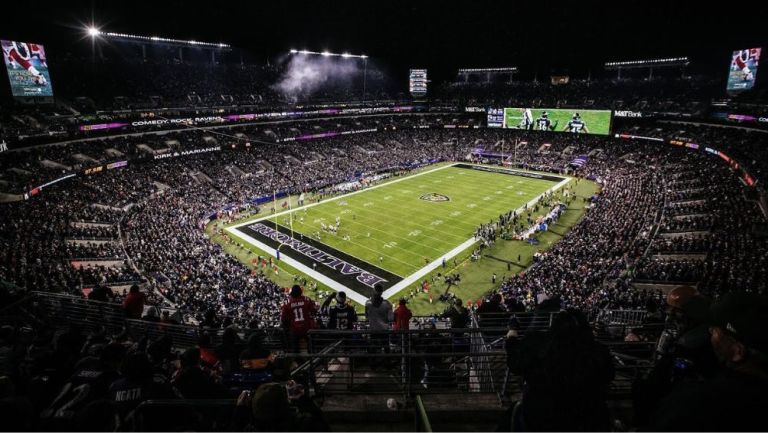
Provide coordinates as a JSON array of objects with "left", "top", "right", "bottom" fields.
[
  {"left": 288, "top": 49, "right": 370, "bottom": 99},
  {"left": 87, "top": 26, "right": 101, "bottom": 37}
]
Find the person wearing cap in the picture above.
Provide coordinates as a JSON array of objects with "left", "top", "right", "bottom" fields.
[
  {"left": 325, "top": 291, "right": 357, "bottom": 330},
  {"left": 649, "top": 292, "right": 768, "bottom": 431},
  {"left": 442, "top": 297, "right": 469, "bottom": 329},
  {"left": 280, "top": 285, "right": 318, "bottom": 354},
  {"left": 393, "top": 298, "right": 413, "bottom": 331}
]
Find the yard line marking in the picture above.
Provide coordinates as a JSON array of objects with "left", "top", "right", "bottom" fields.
[
  {"left": 296, "top": 204, "right": 450, "bottom": 254},
  {"left": 381, "top": 174, "right": 571, "bottom": 299},
  {"left": 224, "top": 228, "right": 371, "bottom": 305},
  {"left": 228, "top": 163, "right": 457, "bottom": 229},
  {"left": 226, "top": 162, "right": 572, "bottom": 303}
]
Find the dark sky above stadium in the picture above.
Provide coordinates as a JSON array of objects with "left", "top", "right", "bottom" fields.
[{"left": 4, "top": 0, "right": 767, "bottom": 82}]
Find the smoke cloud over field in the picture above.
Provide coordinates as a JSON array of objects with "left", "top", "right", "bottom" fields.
[{"left": 275, "top": 55, "right": 361, "bottom": 97}]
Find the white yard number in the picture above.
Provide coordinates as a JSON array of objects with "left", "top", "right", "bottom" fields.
[
  {"left": 383, "top": 241, "right": 398, "bottom": 248},
  {"left": 409, "top": 230, "right": 422, "bottom": 237},
  {"left": 430, "top": 219, "right": 444, "bottom": 226}
]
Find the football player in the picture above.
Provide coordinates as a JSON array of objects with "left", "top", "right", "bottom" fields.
[
  {"left": 536, "top": 111, "right": 552, "bottom": 131},
  {"left": 732, "top": 49, "right": 756, "bottom": 82},
  {"left": 564, "top": 113, "right": 589, "bottom": 134},
  {"left": 519, "top": 108, "right": 533, "bottom": 130},
  {"left": 2, "top": 41, "right": 47, "bottom": 86}
]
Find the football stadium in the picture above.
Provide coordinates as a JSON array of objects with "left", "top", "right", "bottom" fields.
[{"left": 0, "top": 1, "right": 767, "bottom": 432}]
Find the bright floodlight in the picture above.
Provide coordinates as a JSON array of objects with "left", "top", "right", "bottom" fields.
[
  {"left": 341, "top": 53, "right": 351, "bottom": 58},
  {"left": 361, "top": 54, "right": 368, "bottom": 59},
  {"left": 321, "top": 51, "right": 331, "bottom": 56},
  {"left": 87, "top": 27, "right": 100, "bottom": 37},
  {"left": 290, "top": 49, "right": 298, "bottom": 54}
]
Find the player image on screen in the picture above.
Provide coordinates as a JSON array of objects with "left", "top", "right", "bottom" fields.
[
  {"left": 564, "top": 113, "right": 589, "bottom": 134},
  {"left": 535, "top": 111, "right": 553, "bottom": 131},
  {"left": 519, "top": 108, "right": 533, "bottom": 130},
  {"left": 727, "top": 48, "right": 761, "bottom": 92},
  {"left": 503, "top": 107, "right": 611, "bottom": 135},
  {"left": 2, "top": 40, "right": 53, "bottom": 97}
]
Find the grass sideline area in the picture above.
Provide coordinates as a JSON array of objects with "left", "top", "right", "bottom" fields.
[{"left": 206, "top": 163, "right": 600, "bottom": 316}]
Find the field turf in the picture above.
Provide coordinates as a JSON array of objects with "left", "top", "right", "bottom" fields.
[
  {"left": 211, "top": 162, "right": 600, "bottom": 315},
  {"left": 260, "top": 164, "right": 559, "bottom": 278}
]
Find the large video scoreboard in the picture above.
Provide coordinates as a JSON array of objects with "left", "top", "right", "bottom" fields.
[
  {"left": 2, "top": 40, "right": 54, "bottom": 98},
  {"left": 727, "top": 48, "right": 761, "bottom": 93},
  {"left": 409, "top": 69, "right": 427, "bottom": 97}
]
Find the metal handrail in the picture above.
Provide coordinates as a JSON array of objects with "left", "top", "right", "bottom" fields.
[{"left": 414, "top": 395, "right": 433, "bottom": 432}]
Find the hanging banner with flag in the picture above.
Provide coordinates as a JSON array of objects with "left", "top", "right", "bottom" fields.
[{"left": 570, "top": 155, "right": 589, "bottom": 168}]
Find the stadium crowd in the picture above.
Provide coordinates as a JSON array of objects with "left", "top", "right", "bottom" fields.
[
  {"left": 0, "top": 112, "right": 766, "bottom": 431},
  {"left": 1, "top": 120, "right": 766, "bottom": 323}
]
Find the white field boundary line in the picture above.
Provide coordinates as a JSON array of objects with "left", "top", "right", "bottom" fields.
[
  {"left": 225, "top": 228, "right": 371, "bottom": 305},
  {"left": 227, "top": 162, "right": 571, "bottom": 302},
  {"left": 380, "top": 172, "right": 572, "bottom": 299}
]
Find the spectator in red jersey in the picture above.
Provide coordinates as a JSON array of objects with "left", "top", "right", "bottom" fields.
[
  {"left": 393, "top": 298, "right": 412, "bottom": 331},
  {"left": 122, "top": 285, "right": 146, "bottom": 320},
  {"left": 280, "top": 285, "right": 318, "bottom": 354}
]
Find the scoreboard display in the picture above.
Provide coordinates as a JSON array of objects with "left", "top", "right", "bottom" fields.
[
  {"left": 409, "top": 69, "right": 427, "bottom": 97},
  {"left": 487, "top": 108, "right": 504, "bottom": 128}
]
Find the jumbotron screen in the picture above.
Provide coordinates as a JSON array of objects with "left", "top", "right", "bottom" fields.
[
  {"left": 727, "top": 48, "right": 761, "bottom": 92},
  {"left": 409, "top": 69, "right": 427, "bottom": 97},
  {"left": 503, "top": 107, "right": 612, "bottom": 135},
  {"left": 1, "top": 40, "right": 53, "bottom": 97}
]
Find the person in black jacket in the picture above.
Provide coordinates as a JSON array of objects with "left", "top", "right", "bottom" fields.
[
  {"left": 171, "top": 348, "right": 230, "bottom": 399},
  {"left": 322, "top": 291, "right": 358, "bottom": 330},
  {"left": 649, "top": 293, "right": 768, "bottom": 432},
  {"left": 501, "top": 309, "right": 615, "bottom": 432}
]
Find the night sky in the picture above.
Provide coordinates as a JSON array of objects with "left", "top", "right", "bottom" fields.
[{"left": 3, "top": 0, "right": 767, "bottom": 82}]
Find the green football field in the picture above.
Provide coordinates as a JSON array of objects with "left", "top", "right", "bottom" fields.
[
  {"left": 504, "top": 107, "right": 612, "bottom": 135},
  {"left": 213, "top": 162, "right": 599, "bottom": 314},
  {"left": 259, "top": 164, "right": 561, "bottom": 278}
]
